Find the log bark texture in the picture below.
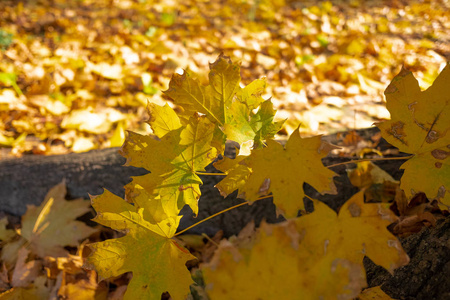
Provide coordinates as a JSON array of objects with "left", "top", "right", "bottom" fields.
[
  {"left": 365, "top": 217, "right": 450, "bottom": 300},
  {"left": 0, "top": 147, "right": 148, "bottom": 216}
]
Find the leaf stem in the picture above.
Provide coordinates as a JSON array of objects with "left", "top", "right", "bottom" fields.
[
  {"left": 195, "top": 171, "right": 227, "bottom": 176},
  {"left": 304, "top": 194, "right": 316, "bottom": 202},
  {"left": 174, "top": 194, "right": 274, "bottom": 236},
  {"left": 175, "top": 202, "right": 248, "bottom": 236},
  {"left": 325, "top": 155, "right": 413, "bottom": 168}
]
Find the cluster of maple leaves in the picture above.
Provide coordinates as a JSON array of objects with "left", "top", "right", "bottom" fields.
[
  {"left": 0, "top": 0, "right": 448, "bottom": 157},
  {"left": 1, "top": 55, "right": 447, "bottom": 299}
]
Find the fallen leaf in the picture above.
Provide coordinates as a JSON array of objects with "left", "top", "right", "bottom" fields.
[
  {"left": 203, "top": 191, "right": 409, "bottom": 299},
  {"left": 347, "top": 161, "right": 397, "bottom": 189},
  {"left": 203, "top": 223, "right": 305, "bottom": 300},
  {"left": 10, "top": 248, "right": 41, "bottom": 288},
  {"left": 19, "top": 182, "right": 97, "bottom": 258},
  {"left": 0, "top": 276, "right": 50, "bottom": 300},
  {"left": 377, "top": 64, "right": 450, "bottom": 205}
]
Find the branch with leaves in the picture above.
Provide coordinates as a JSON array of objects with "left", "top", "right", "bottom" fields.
[{"left": 84, "top": 55, "right": 449, "bottom": 299}]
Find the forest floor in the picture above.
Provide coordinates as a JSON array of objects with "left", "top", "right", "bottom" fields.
[{"left": 0, "top": 0, "right": 448, "bottom": 158}]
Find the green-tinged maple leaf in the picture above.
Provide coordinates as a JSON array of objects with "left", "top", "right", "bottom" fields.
[
  {"left": 203, "top": 191, "right": 408, "bottom": 299},
  {"left": 164, "top": 54, "right": 283, "bottom": 153},
  {"left": 0, "top": 182, "right": 96, "bottom": 263},
  {"left": 251, "top": 101, "right": 285, "bottom": 148},
  {"left": 122, "top": 113, "right": 217, "bottom": 217},
  {"left": 86, "top": 189, "right": 196, "bottom": 300},
  {"left": 215, "top": 128, "right": 337, "bottom": 218},
  {"left": 164, "top": 54, "right": 240, "bottom": 126},
  {"left": 223, "top": 99, "right": 285, "bottom": 153},
  {"left": 235, "top": 77, "right": 267, "bottom": 110},
  {"left": 121, "top": 128, "right": 182, "bottom": 174},
  {"left": 214, "top": 150, "right": 251, "bottom": 197},
  {"left": 377, "top": 63, "right": 450, "bottom": 205},
  {"left": 125, "top": 184, "right": 176, "bottom": 225}
]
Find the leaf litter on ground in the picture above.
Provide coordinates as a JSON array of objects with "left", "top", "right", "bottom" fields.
[{"left": 0, "top": 0, "right": 448, "bottom": 157}]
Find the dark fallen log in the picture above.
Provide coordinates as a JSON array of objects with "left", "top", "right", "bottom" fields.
[
  {"left": 365, "top": 217, "right": 450, "bottom": 300},
  {"left": 0, "top": 147, "right": 148, "bottom": 216}
]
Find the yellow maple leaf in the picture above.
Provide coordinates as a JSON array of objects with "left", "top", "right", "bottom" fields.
[
  {"left": 216, "top": 127, "right": 337, "bottom": 218},
  {"left": 377, "top": 63, "right": 450, "bottom": 205},
  {"left": 86, "top": 189, "right": 196, "bottom": 300},
  {"left": 164, "top": 54, "right": 240, "bottom": 126},
  {"left": 147, "top": 102, "right": 182, "bottom": 138},
  {"left": 203, "top": 191, "right": 408, "bottom": 299},
  {"left": 1, "top": 182, "right": 96, "bottom": 261},
  {"left": 202, "top": 223, "right": 305, "bottom": 300},
  {"left": 292, "top": 191, "right": 409, "bottom": 298}
]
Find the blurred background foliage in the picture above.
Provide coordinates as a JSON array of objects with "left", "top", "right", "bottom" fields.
[{"left": 0, "top": 0, "right": 448, "bottom": 157}]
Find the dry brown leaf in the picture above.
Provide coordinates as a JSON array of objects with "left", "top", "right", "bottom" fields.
[{"left": 10, "top": 248, "right": 41, "bottom": 288}]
